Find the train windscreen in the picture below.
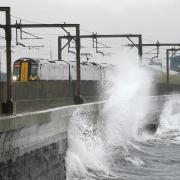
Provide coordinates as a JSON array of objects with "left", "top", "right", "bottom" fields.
[
  {"left": 13, "top": 62, "right": 20, "bottom": 81},
  {"left": 31, "top": 64, "right": 38, "bottom": 75},
  {"left": 29, "top": 62, "right": 39, "bottom": 80}
]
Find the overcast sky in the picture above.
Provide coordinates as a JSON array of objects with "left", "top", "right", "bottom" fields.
[
  {"left": 0, "top": 0, "right": 180, "bottom": 69},
  {"left": 1, "top": 0, "right": 180, "bottom": 41}
]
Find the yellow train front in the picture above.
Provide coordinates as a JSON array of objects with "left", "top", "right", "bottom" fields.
[{"left": 13, "top": 58, "right": 39, "bottom": 81}]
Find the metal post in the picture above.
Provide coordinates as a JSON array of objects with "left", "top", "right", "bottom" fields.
[
  {"left": 74, "top": 24, "right": 83, "bottom": 104},
  {"left": 138, "top": 35, "right": 143, "bottom": 65},
  {"left": 0, "top": 7, "right": 13, "bottom": 114},
  {"left": 166, "top": 49, "right": 169, "bottom": 84},
  {"left": 0, "top": 51, "right": 1, "bottom": 82},
  {"left": 5, "top": 7, "right": 12, "bottom": 103},
  {"left": 58, "top": 37, "right": 62, "bottom": 60}
]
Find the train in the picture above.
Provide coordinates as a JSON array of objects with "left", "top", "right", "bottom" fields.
[{"left": 13, "top": 58, "right": 113, "bottom": 82}]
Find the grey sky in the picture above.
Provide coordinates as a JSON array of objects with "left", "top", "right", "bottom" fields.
[
  {"left": 1, "top": 0, "right": 180, "bottom": 41},
  {"left": 0, "top": 0, "right": 180, "bottom": 70}
]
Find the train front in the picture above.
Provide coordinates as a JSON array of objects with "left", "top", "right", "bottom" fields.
[{"left": 13, "top": 58, "right": 39, "bottom": 81}]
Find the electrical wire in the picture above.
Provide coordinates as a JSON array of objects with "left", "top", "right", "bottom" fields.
[
  {"left": 11, "top": 14, "right": 42, "bottom": 24},
  {"left": 10, "top": 16, "right": 120, "bottom": 49},
  {"left": 80, "top": 28, "right": 94, "bottom": 34},
  {"left": 6, "top": 14, "right": 165, "bottom": 60},
  {"left": 142, "top": 37, "right": 156, "bottom": 43}
]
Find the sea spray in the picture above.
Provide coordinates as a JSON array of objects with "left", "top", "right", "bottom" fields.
[
  {"left": 103, "top": 53, "right": 153, "bottom": 145},
  {"left": 66, "top": 107, "right": 109, "bottom": 179},
  {"left": 66, "top": 52, "right": 153, "bottom": 179},
  {"left": 155, "top": 95, "right": 180, "bottom": 143}
]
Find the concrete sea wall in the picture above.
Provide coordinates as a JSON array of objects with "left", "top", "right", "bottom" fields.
[
  {"left": 0, "top": 102, "right": 104, "bottom": 180},
  {"left": 1, "top": 81, "right": 180, "bottom": 113},
  {"left": 0, "top": 95, "right": 175, "bottom": 179},
  {"left": 0, "top": 81, "right": 103, "bottom": 113}
]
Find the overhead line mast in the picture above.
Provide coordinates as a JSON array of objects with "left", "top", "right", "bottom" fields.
[
  {"left": 58, "top": 33, "right": 143, "bottom": 64},
  {"left": 0, "top": 7, "right": 83, "bottom": 114}
]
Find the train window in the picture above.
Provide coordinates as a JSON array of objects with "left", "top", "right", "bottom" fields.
[
  {"left": 14, "top": 64, "right": 20, "bottom": 76},
  {"left": 29, "top": 63, "right": 38, "bottom": 80},
  {"left": 31, "top": 64, "right": 38, "bottom": 75},
  {"left": 13, "top": 63, "right": 20, "bottom": 81}
]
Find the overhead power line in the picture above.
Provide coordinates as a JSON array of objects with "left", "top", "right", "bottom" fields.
[
  {"left": 11, "top": 14, "right": 41, "bottom": 24},
  {"left": 80, "top": 28, "right": 94, "bottom": 34},
  {"left": 142, "top": 37, "right": 155, "bottom": 43}
]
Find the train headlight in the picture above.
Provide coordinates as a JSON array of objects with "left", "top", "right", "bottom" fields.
[{"left": 12, "top": 75, "right": 17, "bottom": 81}]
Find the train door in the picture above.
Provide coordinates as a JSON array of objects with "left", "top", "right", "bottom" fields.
[{"left": 20, "top": 61, "right": 29, "bottom": 81}]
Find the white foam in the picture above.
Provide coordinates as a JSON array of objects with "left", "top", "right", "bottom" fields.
[
  {"left": 103, "top": 53, "right": 152, "bottom": 145},
  {"left": 66, "top": 107, "right": 110, "bottom": 179},
  {"left": 125, "top": 156, "right": 144, "bottom": 166},
  {"left": 66, "top": 52, "right": 153, "bottom": 178},
  {"left": 156, "top": 95, "right": 180, "bottom": 142}
]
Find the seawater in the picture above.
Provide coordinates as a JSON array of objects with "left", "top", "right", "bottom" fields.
[{"left": 66, "top": 54, "right": 180, "bottom": 180}]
